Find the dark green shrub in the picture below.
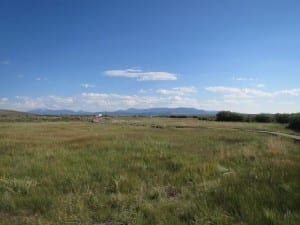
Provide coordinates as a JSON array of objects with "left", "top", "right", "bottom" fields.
[
  {"left": 245, "top": 114, "right": 255, "bottom": 122},
  {"left": 254, "top": 114, "right": 273, "bottom": 123},
  {"left": 288, "top": 114, "right": 300, "bottom": 131},
  {"left": 274, "top": 114, "right": 290, "bottom": 123},
  {"left": 169, "top": 115, "right": 188, "bottom": 118},
  {"left": 216, "top": 111, "right": 245, "bottom": 122}
]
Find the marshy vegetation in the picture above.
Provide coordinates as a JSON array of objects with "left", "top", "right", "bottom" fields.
[{"left": 0, "top": 117, "right": 299, "bottom": 224}]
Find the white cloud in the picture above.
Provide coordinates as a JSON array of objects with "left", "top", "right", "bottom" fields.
[
  {"left": 14, "top": 96, "right": 74, "bottom": 110},
  {"left": 81, "top": 92, "right": 201, "bottom": 110},
  {"left": 104, "top": 69, "right": 177, "bottom": 81},
  {"left": 205, "top": 86, "right": 270, "bottom": 99},
  {"left": 205, "top": 86, "right": 300, "bottom": 99},
  {"left": 233, "top": 77, "right": 255, "bottom": 81},
  {"left": 10, "top": 92, "right": 203, "bottom": 112},
  {"left": 275, "top": 88, "right": 300, "bottom": 96},
  {"left": 2, "top": 84, "right": 299, "bottom": 113},
  {"left": 157, "top": 86, "right": 197, "bottom": 96},
  {"left": 0, "top": 60, "right": 10, "bottom": 65},
  {"left": 256, "top": 83, "right": 265, "bottom": 88},
  {"left": 204, "top": 86, "right": 300, "bottom": 112},
  {"left": 81, "top": 83, "right": 95, "bottom": 88},
  {"left": 14, "top": 96, "right": 44, "bottom": 109},
  {"left": 0, "top": 97, "right": 8, "bottom": 104},
  {"left": 36, "top": 77, "right": 47, "bottom": 81}
]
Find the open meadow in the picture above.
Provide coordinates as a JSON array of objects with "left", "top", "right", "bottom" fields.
[{"left": 0, "top": 117, "right": 299, "bottom": 225}]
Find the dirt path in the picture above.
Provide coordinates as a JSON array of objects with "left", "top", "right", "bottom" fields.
[
  {"left": 210, "top": 127, "right": 300, "bottom": 141},
  {"left": 171, "top": 125, "right": 300, "bottom": 141},
  {"left": 256, "top": 131, "right": 300, "bottom": 141}
]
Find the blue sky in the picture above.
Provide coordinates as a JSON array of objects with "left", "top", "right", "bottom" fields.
[{"left": 0, "top": 0, "right": 299, "bottom": 113}]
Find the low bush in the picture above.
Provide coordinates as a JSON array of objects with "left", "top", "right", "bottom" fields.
[
  {"left": 288, "top": 114, "right": 300, "bottom": 131},
  {"left": 274, "top": 114, "right": 290, "bottom": 123},
  {"left": 254, "top": 114, "right": 273, "bottom": 123},
  {"left": 216, "top": 111, "right": 245, "bottom": 122}
]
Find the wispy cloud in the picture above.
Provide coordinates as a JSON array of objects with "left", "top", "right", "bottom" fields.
[
  {"left": 35, "top": 77, "right": 47, "bottom": 81},
  {"left": 205, "top": 86, "right": 300, "bottom": 99},
  {"left": 11, "top": 92, "right": 201, "bottom": 112},
  {"left": 5, "top": 88, "right": 300, "bottom": 113},
  {"left": 17, "top": 74, "right": 24, "bottom": 79},
  {"left": 277, "top": 88, "right": 300, "bottom": 96},
  {"left": 139, "top": 89, "right": 147, "bottom": 94},
  {"left": 206, "top": 86, "right": 272, "bottom": 99},
  {"left": 256, "top": 83, "right": 265, "bottom": 88},
  {"left": 156, "top": 86, "right": 197, "bottom": 96},
  {"left": 104, "top": 69, "right": 178, "bottom": 81},
  {"left": 0, "top": 97, "right": 8, "bottom": 104},
  {"left": 233, "top": 77, "right": 255, "bottom": 81},
  {"left": 14, "top": 96, "right": 74, "bottom": 110},
  {"left": 81, "top": 83, "right": 95, "bottom": 88},
  {"left": 81, "top": 92, "right": 201, "bottom": 110},
  {"left": 0, "top": 60, "right": 10, "bottom": 65}
]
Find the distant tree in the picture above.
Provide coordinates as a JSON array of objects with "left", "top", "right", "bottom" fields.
[
  {"left": 245, "top": 114, "right": 255, "bottom": 123},
  {"left": 169, "top": 115, "right": 188, "bottom": 118},
  {"left": 288, "top": 114, "right": 300, "bottom": 131},
  {"left": 274, "top": 114, "right": 290, "bottom": 123},
  {"left": 254, "top": 114, "right": 273, "bottom": 123},
  {"left": 216, "top": 111, "right": 245, "bottom": 122}
]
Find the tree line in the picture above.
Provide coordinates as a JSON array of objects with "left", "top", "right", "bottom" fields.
[{"left": 216, "top": 111, "right": 300, "bottom": 131}]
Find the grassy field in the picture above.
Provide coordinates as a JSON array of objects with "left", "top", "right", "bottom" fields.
[{"left": 0, "top": 118, "right": 299, "bottom": 225}]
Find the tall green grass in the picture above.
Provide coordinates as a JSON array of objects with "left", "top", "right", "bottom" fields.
[{"left": 0, "top": 119, "right": 299, "bottom": 224}]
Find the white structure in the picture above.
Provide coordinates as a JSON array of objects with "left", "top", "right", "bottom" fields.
[{"left": 93, "top": 113, "right": 103, "bottom": 123}]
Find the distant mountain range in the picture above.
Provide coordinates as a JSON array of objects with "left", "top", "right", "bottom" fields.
[{"left": 28, "top": 107, "right": 218, "bottom": 116}]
